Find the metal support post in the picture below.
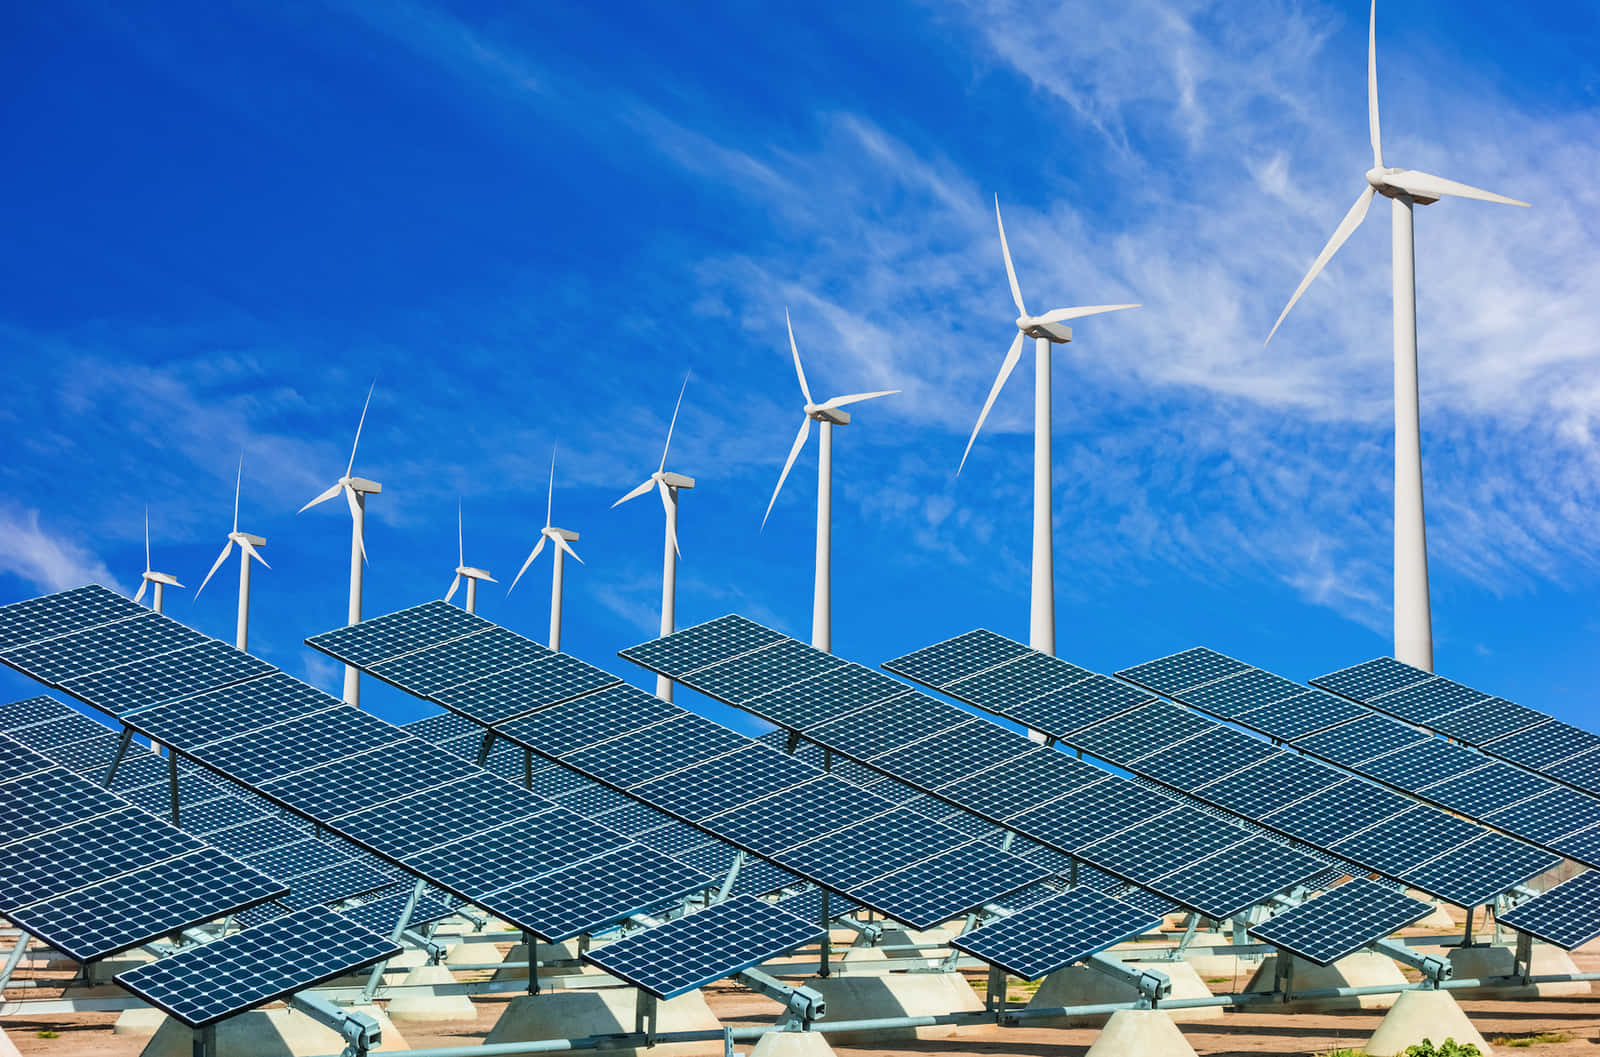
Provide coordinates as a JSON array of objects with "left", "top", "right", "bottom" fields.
[
  {"left": 168, "top": 749, "right": 181, "bottom": 826},
  {"left": 523, "top": 749, "right": 533, "bottom": 790},
  {"left": 739, "top": 967, "right": 825, "bottom": 1030},
  {"left": 476, "top": 730, "right": 496, "bottom": 767},
  {"left": 0, "top": 933, "right": 31, "bottom": 990},
  {"left": 1274, "top": 950, "right": 1295, "bottom": 1002},
  {"left": 1174, "top": 913, "right": 1200, "bottom": 958},
  {"left": 986, "top": 963, "right": 1008, "bottom": 1018},
  {"left": 1462, "top": 905, "right": 1475, "bottom": 948},
  {"left": 716, "top": 852, "right": 745, "bottom": 903},
  {"left": 822, "top": 748, "right": 832, "bottom": 772},
  {"left": 523, "top": 931, "right": 539, "bottom": 995},
  {"left": 635, "top": 991, "right": 658, "bottom": 1044},
  {"left": 1085, "top": 953, "right": 1170, "bottom": 1008},
  {"left": 784, "top": 729, "right": 800, "bottom": 755},
  {"left": 1371, "top": 938, "right": 1451, "bottom": 987},
  {"left": 1513, "top": 931, "right": 1535, "bottom": 984},
  {"left": 817, "top": 890, "right": 831, "bottom": 978},
  {"left": 191, "top": 1023, "right": 217, "bottom": 1057},
  {"left": 361, "top": 879, "right": 426, "bottom": 1002},
  {"left": 102, "top": 727, "right": 134, "bottom": 788}
]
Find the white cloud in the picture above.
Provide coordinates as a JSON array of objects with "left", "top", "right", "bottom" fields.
[{"left": 0, "top": 507, "right": 122, "bottom": 595}]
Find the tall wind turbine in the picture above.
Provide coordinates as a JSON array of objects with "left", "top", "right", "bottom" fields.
[
  {"left": 762, "top": 310, "right": 898, "bottom": 652},
  {"left": 195, "top": 455, "right": 269, "bottom": 650},
  {"left": 960, "top": 197, "right": 1139, "bottom": 655},
  {"left": 298, "top": 383, "right": 384, "bottom": 706},
  {"left": 614, "top": 377, "right": 694, "bottom": 701},
  {"left": 445, "top": 503, "right": 496, "bottom": 615},
  {"left": 1264, "top": 0, "right": 1528, "bottom": 672},
  {"left": 509, "top": 450, "right": 582, "bottom": 651},
  {"left": 133, "top": 508, "right": 183, "bottom": 613}
]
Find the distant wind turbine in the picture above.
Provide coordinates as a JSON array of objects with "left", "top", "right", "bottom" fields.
[
  {"left": 133, "top": 508, "right": 183, "bottom": 613},
  {"left": 762, "top": 310, "right": 898, "bottom": 652},
  {"left": 445, "top": 503, "right": 496, "bottom": 615},
  {"left": 195, "top": 454, "right": 269, "bottom": 650},
  {"left": 1264, "top": 0, "right": 1528, "bottom": 672},
  {"left": 960, "top": 196, "right": 1139, "bottom": 656},
  {"left": 298, "top": 382, "right": 383, "bottom": 706},
  {"left": 614, "top": 376, "right": 694, "bottom": 701},
  {"left": 509, "top": 450, "right": 582, "bottom": 652}
]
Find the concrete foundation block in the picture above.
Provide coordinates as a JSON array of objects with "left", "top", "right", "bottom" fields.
[
  {"left": 1405, "top": 892, "right": 1457, "bottom": 929},
  {"left": 485, "top": 988, "right": 722, "bottom": 1057},
  {"left": 802, "top": 972, "right": 982, "bottom": 1043},
  {"left": 1364, "top": 988, "right": 1493, "bottom": 1057},
  {"left": 113, "top": 1006, "right": 168, "bottom": 1036},
  {"left": 1244, "top": 951, "right": 1407, "bottom": 1010},
  {"left": 386, "top": 964, "right": 477, "bottom": 1024},
  {"left": 138, "top": 1005, "right": 411, "bottom": 1056},
  {"left": 749, "top": 1029, "right": 836, "bottom": 1057},
  {"left": 1085, "top": 1009, "right": 1199, "bottom": 1057},
  {"left": 1026, "top": 961, "right": 1221, "bottom": 1026},
  {"left": 1184, "top": 953, "right": 1258, "bottom": 985},
  {"left": 1447, "top": 944, "right": 1590, "bottom": 997},
  {"left": 492, "top": 941, "right": 581, "bottom": 982},
  {"left": 0, "top": 1026, "right": 20, "bottom": 1057}
]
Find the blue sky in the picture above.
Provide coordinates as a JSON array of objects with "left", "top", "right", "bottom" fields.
[{"left": 1, "top": 0, "right": 1596, "bottom": 735}]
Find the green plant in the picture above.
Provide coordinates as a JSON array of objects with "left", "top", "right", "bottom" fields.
[
  {"left": 1490, "top": 1032, "right": 1574, "bottom": 1048},
  {"left": 1403, "top": 1039, "right": 1481, "bottom": 1057},
  {"left": 36, "top": 1030, "right": 59, "bottom": 1039}
]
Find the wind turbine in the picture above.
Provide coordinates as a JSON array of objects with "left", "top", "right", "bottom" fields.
[
  {"left": 509, "top": 450, "right": 583, "bottom": 651},
  {"left": 1264, "top": 0, "right": 1528, "bottom": 672},
  {"left": 960, "top": 197, "right": 1139, "bottom": 655},
  {"left": 133, "top": 508, "right": 183, "bottom": 613},
  {"left": 614, "top": 376, "right": 694, "bottom": 701},
  {"left": 762, "top": 310, "right": 898, "bottom": 652},
  {"left": 195, "top": 455, "right": 269, "bottom": 650},
  {"left": 445, "top": 503, "right": 496, "bottom": 615},
  {"left": 298, "top": 383, "right": 383, "bottom": 706}
]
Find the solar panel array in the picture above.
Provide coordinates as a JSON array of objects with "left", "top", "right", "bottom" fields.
[
  {"left": 1247, "top": 879, "right": 1433, "bottom": 966},
  {"left": 1123, "top": 647, "right": 1600, "bottom": 875}
]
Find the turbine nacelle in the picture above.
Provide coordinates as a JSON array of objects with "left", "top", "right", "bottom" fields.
[
  {"left": 1017, "top": 317, "right": 1075, "bottom": 343},
  {"left": 453, "top": 565, "right": 497, "bottom": 583},
  {"left": 1366, "top": 167, "right": 1440, "bottom": 204},
  {"left": 142, "top": 571, "right": 183, "bottom": 588},
  {"left": 656, "top": 470, "right": 696, "bottom": 490},
  {"left": 804, "top": 403, "right": 851, "bottom": 425}
]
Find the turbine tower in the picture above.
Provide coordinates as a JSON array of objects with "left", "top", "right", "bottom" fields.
[
  {"left": 960, "top": 197, "right": 1139, "bottom": 655},
  {"left": 298, "top": 383, "right": 383, "bottom": 706},
  {"left": 614, "top": 377, "right": 694, "bottom": 701},
  {"left": 762, "top": 310, "right": 898, "bottom": 652},
  {"left": 445, "top": 503, "right": 497, "bottom": 615},
  {"left": 133, "top": 508, "right": 183, "bottom": 613},
  {"left": 195, "top": 455, "right": 269, "bottom": 650},
  {"left": 1265, "top": 0, "right": 1527, "bottom": 672},
  {"left": 509, "top": 450, "right": 583, "bottom": 651}
]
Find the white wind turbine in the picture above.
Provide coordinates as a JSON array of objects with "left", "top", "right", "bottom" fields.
[
  {"left": 1264, "top": 0, "right": 1528, "bottom": 672},
  {"left": 762, "top": 310, "right": 898, "bottom": 652},
  {"left": 297, "top": 383, "right": 384, "bottom": 706},
  {"left": 445, "top": 503, "right": 496, "bottom": 615},
  {"left": 133, "top": 508, "right": 183, "bottom": 613},
  {"left": 195, "top": 455, "right": 269, "bottom": 650},
  {"left": 614, "top": 377, "right": 694, "bottom": 701},
  {"left": 960, "top": 197, "right": 1139, "bottom": 655},
  {"left": 509, "top": 450, "right": 583, "bottom": 651}
]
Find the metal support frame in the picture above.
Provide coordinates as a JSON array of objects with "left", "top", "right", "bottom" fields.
[
  {"left": 0, "top": 934, "right": 30, "bottom": 991},
  {"left": 289, "top": 991, "right": 383, "bottom": 1055},
  {"left": 1171, "top": 912, "right": 1201, "bottom": 959},
  {"left": 1513, "top": 931, "right": 1535, "bottom": 985},
  {"left": 634, "top": 990, "right": 657, "bottom": 1044},
  {"left": 476, "top": 730, "right": 496, "bottom": 767},
  {"left": 817, "top": 891, "right": 831, "bottom": 979},
  {"left": 167, "top": 749, "right": 181, "bottom": 826},
  {"left": 102, "top": 727, "right": 134, "bottom": 788},
  {"left": 1462, "top": 905, "right": 1476, "bottom": 948},
  {"left": 191, "top": 1022, "right": 217, "bottom": 1057},
  {"left": 715, "top": 852, "right": 744, "bottom": 903},
  {"left": 626, "top": 910, "right": 824, "bottom": 1029},
  {"left": 361, "top": 879, "right": 426, "bottom": 1003},
  {"left": 523, "top": 930, "right": 540, "bottom": 995},
  {"left": 1370, "top": 937, "right": 1451, "bottom": 987},
  {"left": 1084, "top": 953, "right": 1170, "bottom": 1008},
  {"left": 985, "top": 963, "right": 1007, "bottom": 1019}
]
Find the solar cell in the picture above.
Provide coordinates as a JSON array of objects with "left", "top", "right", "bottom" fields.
[
  {"left": 0, "top": 695, "right": 77, "bottom": 729},
  {"left": 1368, "top": 677, "right": 1491, "bottom": 725},
  {"left": 114, "top": 905, "right": 400, "bottom": 1027},
  {"left": 1486, "top": 787, "right": 1600, "bottom": 846},
  {"left": 552, "top": 780, "right": 635, "bottom": 816},
  {"left": 304, "top": 600, "right": 491, "bottom": 669},
  {"left": 1116, "top": 647, "right": 1249, "bottom": 696},
  {"left": 1068, "top": 702, "right": 1215, "bottom": 766},
  {"left": 1144, "top": 836, "right": 1326, "bottom": 920},
  {"left": 594, "top": 800, "right": 678, "bottom": 838},
  {"left": 1419, "top": 763, "right": 1556, "bottom": 820},
  {"left": 1249, "top": 879, "right": 1432, "bottom": 965},
  {"left": 0, "top": 612, "right": 202, "bottom": 683},
  {"left": 0, "top": 807, "right": 207, "bottom": 911},
  {"left": 882, "top": 629, "right": 1032, "bottom": 688},
  {"left": 743, "top": 663, "right": 909, "bottom": 730},
  {"left": 63, "top": 640, "right": 276, "bottom": 715},
  {"left": 1010, "top": 781, "right": 1175, "bottom": 853},
  {"left": 2, "top": 710, "right": 108, "bottom": 749},
  {"left": 619, "top": 614, "right": 785, "bottom": 678},
  {"left": 684, "top": 638, "right": 844, "bottom": 705},
  {"left": 1134, "top": 727, "right": 1278, "bottom": 791},
  {"left": 1311, "top": 657, "right": 1432, "bottom": 702},
  {"left": 1429, "top": 697, "right": 1550, "bottom": 745},
  {"left": 1291, "top": 714, "right": 1428, "bottom": 768},
  {"left": 701, "top": 776, "right": 890, "bottom": 856},
  {"left": 432, "top": 651, "right": 622, "bottom": 724},
  {"left": 775, "top": 809, "right": 961, "bottom": 890},
  {"left": 403, "top": 809, "right": 626, "bottom": 897},
  {"left": 681, "top": 842, "right": 738, "bottom": 878},
  {"left": 562, "top": 713, "right": 749, "bottom": 789},
  {"left": 495, "top": 683, "right": 678, "bottom": 756},
  {"left": 869, "top": 721, "right": 1034, "bottom": 789},
  {"left": 1233, "top": 690, "right": 1368, "bottom": 741},
  {"left": 945, "top": 651, "right": 1091, "bottom": 711},
  {"left": 631, "top": 745, "right": 816, "bottom": 821},
  {"left": 258, "top": 740, "right": 475, "bottom": 819},
  {"left": 1259, "top": 780, "right": 1413, "bottom": 846},
  {"left": 127, "top": 674, "right": 342, "bottom": 750},
  {"left": 340, "top": 890, "right": 456, "bottom": 936},
  {"left": 1498, "top": 871, "right": 1600, "bottom": 950},
  {"left": 1079, "top": 809, "right": 1249, "bottom": 879},
  {"left": 1357, "top": 738, "right": 1486, "bottom": 789},
  {"left": 232, "top": 901, "right": 293, "bottom": 929},
  {"left": 331, "top": 773, "right": 547, "bottom": 860},
  {"left": 585, "top": 895, "right": 821, "bottom": 999},
  {"left": 0, "top": 585, "right": 147, "bottom": 652},
  {"left": 94, "top": 752, "right": 171, "bottom": 793},
  {"left": 0, "top": 767, "right": 131, "bottom": 845},
  {"left": 952, "top": 888, "right": 1161, "bottom": 980},
  {"left": 1399, "top": 831, "right": 1561, "bottom": 908},
  {"left": 805, "top": 691, "right": 973, "bottom": 760},
  {"left": 1178, "top": 667, "right": 1305, "bottom": 719},
  {"left": 369, "top": 627, "right": 551, "bottom": 696},
  {"left": 848, "top": 840, "right": 1050, "bottom": 930},
  {"left": 729, "top": 858, "right": 799, "bottom": 898},
  {"left": 402, "top": 710, "right": 479, "bottom": 744},
  {"left": 195, "top": 706, "right": 409, "bottom": 786},
  {"left": 934, "top": 747, "right": 1107, "bottom": 821},
  {"left": 210, "top": 815, "right": 311, "bottom": 856},
  {"left": 1329, "top": 808, "right": 1483, "bottom": 874},
  {"left": 483, "top": 844, "right": 711, "bottom": 941},
  {"left": 43, "top": 731, "right": 133, "bottom": 773},
  {"left": 1484, "top": 721, "right": 1600, "bottom": 769},
  {"left": 1191, "top": 753, "right": 1343, "bottom": 818},
  {"left": 7, "top": 850, "right": 285, "bottom": 963}
]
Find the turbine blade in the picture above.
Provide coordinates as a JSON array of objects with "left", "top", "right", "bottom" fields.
[
  {"left": 1384, "top": 170, "right": 1530, "bottom": 207},
  {"left": 232, "top": 453, "right": 243, "bottom": 534},
  {"left": 298, "top": 482, "right": 342, "bottom": 514},
  {"left": 457, "top": 501, "right": 463, "bottom": 566},
  {"left": 553, "top": 533, "right": 584, "bottom": 566},
  {"left": 958, "top": 331, "right": 1026, "bottom": 476},
  {"left": 144, "top": 507, "right": 151, "bottom": 573},
  {"left": 347, "top": 380, "right": 375, "bottom": 478},
  {"left": 134, "top": 579, "right": 147, "bottom": 603},
  {"left": 786, "top": 308, "right": 813, "bottom": 405},
  {"left": 508, "top": 536, "right": 547, "bottom": 596},
  {"left": 1369, "top": 0, "right": 1383, "bottom": 168},
  {"left": 613, "top": 478, "right": 654, "bottom": 508},
  {"left": 345, "top": 484, "right": 368, "bottom": 564},
  {"left": 238, "top": 539, "right": 270, "bottom": 569},
  {"left": 195, "top": 540, "right": 234, "bottom": 600},
  {"left": 658, "top": 478, "right": 681, "bottom": 557},
  {"left": 445, "top": 573, "right": 461, "bottom": 603},
  {"left": 762, "top": 416, "right": 812, "bottom": 529},
  {"left": 659, "top": 373, "right": 689, "bottom": 473},
  {"left": 545, "top": 448, "right": 556, "bottom": 529},
  {"left": 995, "top": 196, "right": 1027, "bottom": 316},
  {"left": 1033, "top": 304, "right": 1141, "bottom": 325},
  {"left": 1264, "top": 186, "right": 1375, "bottom": 346},
  {"left": 822, "top": 390, "right": 900, "bottom": 409}
]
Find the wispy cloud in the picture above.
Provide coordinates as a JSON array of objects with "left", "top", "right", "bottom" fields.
[{"left": 0, "top": 507, "right": 121, "bottom": 594}]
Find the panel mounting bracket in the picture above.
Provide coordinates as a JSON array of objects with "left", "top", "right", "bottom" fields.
[{"left": 1086, "top": 952, "right": 1170, "bottom": 1007}]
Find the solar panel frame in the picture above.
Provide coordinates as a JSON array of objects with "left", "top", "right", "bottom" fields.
[
  {"left": 1290, "top": 714, "right": 1429, "bottom": 768},
  {"left": 1176, "top": 667, "right": 1306, "bottom": 719},
  {"left": 1232, "top": 690, "right": 1369, "bottom": 741},
  {"left": 1067, "top": 702, "right": 1216, "bottom": 766},
  {"left": 494, "top": 683, "right": 679, "bottom": 756},
  {"left": 944, "top": 651, "right": 1092, "bottom": 711},
  {"left": 59, "top": 640, "right": 276, "bottom": 715},
  {"left": 125, "top": 673, "right": 343, "bottom": 751}
]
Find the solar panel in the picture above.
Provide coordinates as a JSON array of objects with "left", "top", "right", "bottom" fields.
[
  {"left": 1499, "top": 871, "right": 1600, "bottom": 950},
  {"left": 684, "top": 638, "right": 844, "bottom": 705},
  {"left": 619, "top": 614, "right": 785, "bottom": 678},
  {"left": 1429, "top": 697, "right": 1550, "bottom": 745},
  {"left": 552, "top": 780, "right": 635, "bottom": 816},
  {"left": 1420, "top": 763, "right": 1556, "bottom": 819},
  {"left": 210, "top": 816, "right": 311, "bottom": 857},
  {"left": 232, "top": 901, "right": 293, "bottom": 929},
  {"left": 278, "top": 860, "right": 396, "bottom": 910},
  {"left": 1177, "top": 667, "right": 1305, "bottom": 719},
  {"left": 944, "top": 651, "right": 1091, "bottom": 711},
  {"left": 94, "top": 752, "right": 171, "bottom": 793},
  {"left": 1311, "top": 657, "right": 1432, "bottom": 702},
  {"left": 1291, "top": 714, "right": 1429, "bottom": 768},
  {"left": 1487, "top": 721, "right": 1600, "bottom": 769},
  {"left": 177, "top": 796, "right": 269, "bottom": 835},
  {"left": 996, "top": 673, "right": 1156, "bottom": 736},
  {"left": 1399, "top": 832, "right": 1562, "bottom": 908},
  {"left": 1009, "top": 781, "right": 1174, "bottom": 852},
  {"left": 368, "top": 627, "right": 551, "bottom": 696},
  {"left": 1191, "top": 753, "right": 1343, "bottom": 818},
  {"left": 1144, "top": 836, "right": 1326, "bottom": 920},
  {"left": 340, "top": 890, "right": 456, "bottom": 936},
  {"left": 1134, "top": 727, "right": 1279, "bottom": 791},
  {"left": 127, "top": 673, "right": 342, "bottom": 750},
  {"left": 1486, "top": 787, "right": 1600, "bottom": 845},
  {"left": 868, "top": 721, "right": 1034, "bottom": 789},
  {"left": 804, "top": 691, "right": 973, "bottom": 760},
  {"left": 114, "top": 905, "right": 400, "bottom": 1027},
  {"left": 1116, "top": 647, "right": 1249, "bottom": 696},
  {"left": 6, "top": 850, "right": 285, "bottom": 962},
  {"left": 561, "top": 714, "right": 748, "bottom": 790},
  {"left": 934, "top": 747, "right": 1108, "bottom": 821},
  {"left": 495, "top": 683, "right": 678, "bottom": 756},
  {"left": 0, "top": 585, "right": 147, "bottom": 652},
  {"left": 1079, "top": 809, "right": 1249, "bottom": 879},
  {"left": 1068, "top": 702, "right": 1215, "bottom": 765},
  {"left": 257, "top": 740, "right": 475, "bottom": 819},
  {"left": 0, "top": 808, "right": 207, "bottom": 911},
  {"left": 402, "top": 710, "right": 479, "bottom": 744},
  {"left": 1259, "top": 780, "right": 1413, "bottom": 846},
  {"left": 701, "top": 776, "right": 890, "bottom": 856},
  {"left": 1249, "top": 879, "right": 1432, "bottom": 965},
  {"left": 331, "top": 772, "right": 547, "bottom": 860},
  {"left": 849, "top": 840, "right": 1050, "bottom": 930},
  {"left": 596, "top": 800, "right": 677, "bottom": 837},
  {"left": 729, "top": 858, "right": 799, "bottom": 898},
  {"left": 1329, "top": 808, "right": 1483, "bottom": 874},
  {"left": 305, "top": 600, "right": 491, "bottom": 669},
  {"left": 482, "top": 844, "right": 712, "bottom": 941},
  {"left": 882, "top": 629, "right": 1032, "bottom": 689},
  {"left": 432, "top": 651, "right": 621, "bottom": 724},
  {"left": 952, "top": 888, "right": 1161, "bottom": 981},
  {"left": 0, "top": 611, "right": 203, "bottom": 683},
  {"left": 1368, "top": 677, "right": 1491, "bottom": 725},
  {"left": 584, "top": 895, "right": 822, "bottom": 999},
  {"left": 0, "top": 695, "right": 78, "bottom": 729},
  {"left": 1357, "top": 738, "right": 1486, "bottom": 789},
  {"left": 630, "top": 745, "right": 816, "bottom": 821},
  {"left": 243, "top": 838, "right": 354, "bottom": 881},
  {"left": 742, "top": 663, "right": 909, "bottom": 730},
  {"left": 60, "top": 640, "right": 276, "bottom": 715},
  {"left": 403, "top": 809, "right": 631, "bottom": 897},
  {"left": 2, "top": 710, "right": 109, "bottom": 749},
  {"left": 42, "top": 731, "right": 126, "bottom": 772},
  {"left": 775, "top": 885, "right": 859, "bottom": 926},
  {"left": 0, "top": 766, "right": 128, "bottom": 844},
  {"left": 775, "top": 809, "right": 960, "bottom": 890},
  {"left": 1233, "top": 690, "right": 1368, "bottom": 741},
  {"left": 1547, "top": 750, "right": 1600, "bottom": 793},
  {"left": 197, "top": 706, "right": 408, "bottom": 786}
]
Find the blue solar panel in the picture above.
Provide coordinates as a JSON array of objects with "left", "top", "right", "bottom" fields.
[
  {"left": 243, "top": 838, "right": 359, "bottom": 881},
  {"left": 403, "top": 808, "right": 630, "bottom": 897},
  {"left": 1177, "top": 667, "right": 1305, "bottom": 719},
  {"left": 848, "top": 841, "right": 1050, "bottom": 930},
  {"left": 1486, "top": 786, "right": 1600, "bottom": 845},
  {"left": 1399, "top": 831, "right": 1561, "bottom": 908},
  {"left": 196, "top": 707, "right": 408, "bottom": 786},
  {"left": 1144, "top": 836, "right": 1326, "bottom": 920},
  {"left": 1330, "top": 808, "right": 1483, "bottom": 874},
  {"left": 944, "top": 651, "right": 1091, "bottom": 711},
  {"left": 868, "top": 721, "right": 1034, "bottom": 789},
  {"left": 482, "top": 844, "right": 712, "bottom": 941},
  {"left": 1134, "top": 727, "right": 1279, "bottom": 791},
  {"left": 1233, "top": 690, "right": 1368, "bottom": 741},
  {"left": 1499, "top": 871, "right": 1600, "bottom": 950},
  {"left": 41, "top": 731, "right": 125, "bottom": 773},
  {"left": 1368, "top": 677, "right": 1491, "bottom": 724},
  {"left": 701, "top": 776, "right": 890, "bottom": 856},
  {"left": 1357, "top": 738, "right": 1486, "bottom": 789},
  {"left": 952, "top": 888, "right": 1160, "bottom": 980},
  {"left": 1010, "top": 781, "right": 1173, "bottom": 853},
  {"left": 1259, "top": 780, "right": 1413, "bottom": 846},
  {"left": 209, "top": 816, "right": 310, "bottom": 857},
  {"left": 1311, "top": 657, "right": 1432, "bottom": 702},
  {"left": 432, "top": 651, "right": 622, "bottom": 724},
  {"left": 743, "top": 663, "right": 909, "bottom": 730},
  {"left": 1116, "top": 647, "right": 1250, "bottom": 696},
  {"left": 177, "top": 795, "right": 269, "bottom": 835},
  {"left": 983, "top": 672, "right": 1157, "bottom": 736},
  {"left": 1547, "top": 750, "right": 1600, "bottom": 793},
  {"left": 1291, "top": 714, "right": 1429, "bottom": 768},
  {"left": 331, "top": 773, "right": 547, "bottom": 860},
  {"left": 684, "top": 638, "right": 845, "bottom": 705},
  {"left": 775, "top": 885, "right": 859, "bottom": 926},
  {"left": 1079, "top": 808, "right": 1249, "bottom": 879},
  {"left": 804, "top": 691, "right": 972, "bottom": 759},
  {"left": 0, "top": 585, "right": 147, "bottom": 652},
  {"left": 0, "top": 695, "right": 78, "bottom": 729},
  {"left": 1191, "top": 752, "right": 1343, "bottom": 818},
  {"left": 340, "top": 890, "right": 457, "bottom": 936},
  {"left": 1419, "top": 763, "right": 1556, "bottom": 819},
  {"left": 775, "top": 809, "right": 960, "bottom": 890},
  {"left": 595, "top": 800, "right": 678, "bottom": 837},
  {"left": 619, "top": 614, "right": 785, "bottom": 678},
  {"left": 2, "top": 711, "right": 108, "bottom": 749},
  {"left": 1068, "top": 702, "right": 1215, "bottom": 765},
  {"left": 882, "top": 629, "right": 1033, "bottom": 688},
  {"left": 562, "top": 713, "right": 748, "bottom": 789},
  {"left": 128, "top": 674, "right": 343, "bottom": 750},
  {"left": 495, "top": 683, "right": 678, "bottom": 755},
  {"left": 304, "top": 600, "right": 491, "bottom": 669},
  {"left": 934, "top": 747, "right": 1107, "bottom": 821},
  {"left": 0, "top": 766, "right": 131, "bottom": 843},
  {"left": 368, "top": 627, "right": 552, "bottom": 696},
  {"left": 0, "top": 808, "right": 207, "bottom": 911},
  {"left": 1429, "top": 697, "right": 1549, "bottom": 745},
  {"left": 1, "top": 612, "right": 203, "bottom": 683},
  {"left": 277, "top": 860, "right": 396, "bottom": 910},
  {"left": 1249, "top": 879, "right": 1432, "bottom": 965},
  {"left": 630, "top": 746, "right": 816, "bottom": 821},
  {"left": 1488, "top": 722, "right": 1600, "bottom": 769},
  {"left": 257, "top": 740, "right": 475, "bottom": 819},
  {"left": 402, "top": 710, "right": 479, "bottom": 744},
  {"left": 64, "top": 640, "right": 276, "bottom": 715}
]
